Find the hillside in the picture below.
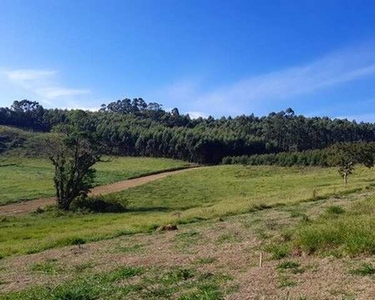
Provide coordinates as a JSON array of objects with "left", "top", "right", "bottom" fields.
[
  {"left": 2, "top": 100, "right": 375, "bottom": 163},
  {"left": 1, "top": 164, "right": 373, "bottom": 258},
  {"left": 0, "top": 126, "right": 47, "bottom": 156},
  {"left": 2, "top": 103, "right": 375, "bottom": 299},
  {"left": 1, "top": 175, "right": 375, "bottom": 299},
  {"left": 0, "top": 153, "right": 191, "bottom": 205}
]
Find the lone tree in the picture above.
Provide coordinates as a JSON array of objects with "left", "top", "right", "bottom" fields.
[
  {"left": 329, "top": 143, "right": 375, "bottom": 185},
  {"left": 338, "top": 160, "right": 354, "bottom": 186},
  {"left": 47, "top": 110, "right": 102, "bottom": 210}
]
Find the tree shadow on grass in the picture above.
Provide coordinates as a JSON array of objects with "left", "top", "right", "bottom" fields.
[{"left": 126, "top": 206, "right": 173, "bottom": 213}]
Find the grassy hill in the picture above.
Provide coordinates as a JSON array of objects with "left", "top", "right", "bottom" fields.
[
  {"left": 1, "top": 169, "right": 375, "bottom": 299},
  {"left": 0, "top": 126, "right": 51, "bottom": 157},
  {"left": 0, "top": 125, "right": 192, "bottom": 205},
  {"left": 0, "top": 156, "right": 192, "bottom": 205},
  {"left": 1, "top": 164, "right": 373, "bottom": 258}
]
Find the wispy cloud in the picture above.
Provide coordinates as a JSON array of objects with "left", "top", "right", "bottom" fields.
[
  {"left": 5, "top": 69, "right": 57, "bottom": 81},
  {"left": 160, "top": 42, "right": 375, "bottom": 116},
  {"left": 162, "top": 79, "right": 199, "bottom": 102},
  {"left": 2, "top": 68, "right": 91, "bottom": 105},
  {"left": 34, "top": 87, "right": 91, "bottom": 99}
]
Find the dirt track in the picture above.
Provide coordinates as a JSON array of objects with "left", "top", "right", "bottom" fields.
[{"left": 0, "top": 167, "right": 198, "bottom": 216}]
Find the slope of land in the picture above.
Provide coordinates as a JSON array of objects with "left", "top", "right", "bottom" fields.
[
  {"left": 1, "top": 188, "right": 375, "bottom": 299},
  {"left": 1, "top": 165, "right": 374, "bottom": 258},
  {"left": 0, "top": 156, "right": 192, "bottom": 205},
  {"left": 0, "top": 167, "right": 199, "bottom": 216}
]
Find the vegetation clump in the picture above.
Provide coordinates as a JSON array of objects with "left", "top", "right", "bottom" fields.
[
  {"left": 73, "top": 194, "right": 128, "bottom": 213},
  {"left": 266, "top": 244, "right": 291, "bottom": 260},
  {"left": 350, "top": 263, "right": 375, "bottom": 276}
]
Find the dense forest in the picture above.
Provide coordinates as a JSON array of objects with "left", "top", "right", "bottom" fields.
[{"left": 1, "top": 99, "right": 375, "bottom": 164}]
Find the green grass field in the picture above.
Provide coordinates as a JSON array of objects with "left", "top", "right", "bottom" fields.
[
  {"left": 293, "top": 196, "right": 375, "bottom": 256},
  {"left": 1, "top": 164, "right": 374, "bottom": 258},
  {"left": 0, "top": 156, "right": 191, "bottom": 205}
]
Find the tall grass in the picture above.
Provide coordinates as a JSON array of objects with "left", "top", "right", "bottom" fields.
[{"left": 294, "top": 198, "right": 375, "bottom": 256}]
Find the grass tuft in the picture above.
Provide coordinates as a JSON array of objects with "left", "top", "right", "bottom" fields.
[
  {"left": 195, "top": 257, "right": 217, "bottom": 265},
  {"left": 69, "top": 237, "right": 86, "bottom": 246},
  {"left": 277, "top": 260, "right": 300, "bottom": 270},
  {"left": 325, "top": 205, "right": 345, "bottom": 215},
  {"left": 30, "top": 260, "right": 60, "bottom": 275},
  {"left": 266, "top": 244, "right": 290, "bottom": 260},
  {"left": 350, "top": 263, "right": 375, "bottom": 276}
]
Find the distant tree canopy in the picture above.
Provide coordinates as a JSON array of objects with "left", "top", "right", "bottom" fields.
[
  {"left": 2, "top": 99, "right": 375, "bottom": 164},
  {"left": 223, "top": 143, "right": 375, "bottom": 168}
]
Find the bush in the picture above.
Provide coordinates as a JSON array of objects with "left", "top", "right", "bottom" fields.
[{"left": 72, "top": 194, "right": 128, "bottom": 213}]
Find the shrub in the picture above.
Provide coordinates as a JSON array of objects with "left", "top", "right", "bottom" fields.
[{"left": 72, "top": 194, "right": 128, "bottom": 213}]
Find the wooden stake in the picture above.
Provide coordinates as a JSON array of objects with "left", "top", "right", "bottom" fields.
[{"left": 259, "top": 251, "right": 263, "bottom": 267}]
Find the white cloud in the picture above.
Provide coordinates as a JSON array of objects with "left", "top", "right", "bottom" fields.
[
  {"left": 2, "top": 68, "right": 91, "bottom": 105},
  {"left": 59, "top": 103, "right": 100, "bottom": 111},
  {"left": 197, "top": 50, "right": 375, "bottom": 114},
  {"left": 34, "top": 87, "right": 91, "bottom": 99},
  {"left": 162, "top": 79, "right": 199, "bottom": 102},
  {"left": 5, "top": 69, "right": 56, "bottom": 81},
  {"left": 160, "top": 42, "right": 375, "bottom": 116},
  {"left": 186, "top": 111, "right": 208, "bottom": 119}
]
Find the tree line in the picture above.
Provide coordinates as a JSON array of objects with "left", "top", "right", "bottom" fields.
[
  {"left": 223, "top": 143, "right": 375, "bottom": 167},
  {"left": 2, "top": 100, "right": 375, "bottom": 164},
  {"left": 224, "top": 143, "right": 375, "bottom": 185}
]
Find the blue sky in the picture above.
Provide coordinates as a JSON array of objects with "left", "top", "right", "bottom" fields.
[{"left": 1, "top": 0, "right": 375, "bottom": 120}]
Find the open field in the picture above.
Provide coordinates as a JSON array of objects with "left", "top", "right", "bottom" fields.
[
  {"left": 0, "top": 165, "right": 374, "bottom": 259},
  {"left": 0, "top": 167, "right": 200, "bottom": 216},
  {"left": 0, "top": 156, "right": 191, "bottom": 205},
  {"left": 1, "top": 186, "right": 375, "bottom": 299}
]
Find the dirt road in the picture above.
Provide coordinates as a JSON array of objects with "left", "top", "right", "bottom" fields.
[{"left": 0, "top": 167, "right": 198, "bottom": 216}]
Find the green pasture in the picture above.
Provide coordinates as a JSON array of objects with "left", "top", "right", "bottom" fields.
[
  {"left": 1, "top": 165, "right": 374, "bottom": 258},
  {"left": 0, "top": 156, "right": 190, "bottom": 205}
]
